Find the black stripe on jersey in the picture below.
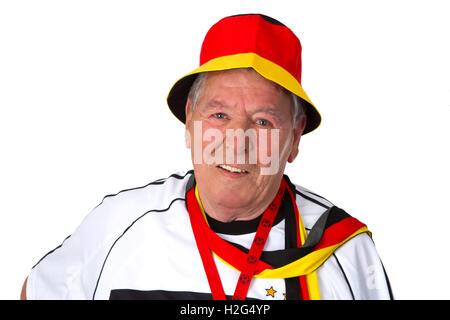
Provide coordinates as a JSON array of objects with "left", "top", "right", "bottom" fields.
[
  {"left": 109, "top": 289, "right": 258, "bottom": 300},
  {"left": 301, "top": 188, "right": 333, "bottom": 204},
  {"left": 110, "top": 289, "right": 215, "bottom": 300},
  {"left": 31, "top": 235, "right": 72, "bottom": 269},
  {"left": 295, "top": 189, "right": 331, "bottom": 210},
  {"left": 381, "top": 261, "right": 394, "bottom": 300},
  {"left": 94, "top": 170, "right": 193, "bottom": 209},
  {"left": 332, "top": 253, "right": 355, "bottom": 300},
  {"left": 92, "top": 197, "right": 186, "bottom": 300}
]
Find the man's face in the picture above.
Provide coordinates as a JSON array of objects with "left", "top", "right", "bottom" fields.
[{"left": 185, "top": 68, "right": 306, "bottom": 219}]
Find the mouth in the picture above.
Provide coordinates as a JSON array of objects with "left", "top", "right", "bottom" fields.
[{"left": 216, "top": 164, "right": 249, "bottom": 177}]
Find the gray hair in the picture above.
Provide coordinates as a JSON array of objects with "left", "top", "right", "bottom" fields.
[{"left": 188, "top": 71, "right": 306, "bottom": 127}]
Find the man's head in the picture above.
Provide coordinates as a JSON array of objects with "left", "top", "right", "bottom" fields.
[
  {"left": 184, "top": 68, "right": 306, "bottom": 221},
  {"left": 166, "top": 13, "right": 321, "bottom": 221}
]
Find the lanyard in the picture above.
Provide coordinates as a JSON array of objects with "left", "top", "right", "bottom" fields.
[
  {"left": 186, "top": 174, "right": 368, "bottom": 300},
  {"left": 186, "top": 179, "right": 287, "bottom": 300}
]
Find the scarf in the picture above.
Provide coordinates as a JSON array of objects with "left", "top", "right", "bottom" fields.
[{"left": 185, "top": 174, "right": 370, "bottom": 300}]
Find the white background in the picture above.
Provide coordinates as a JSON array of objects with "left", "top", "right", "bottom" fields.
[{"left": 1, "top": 0, "right": 449, "bottom": 300}]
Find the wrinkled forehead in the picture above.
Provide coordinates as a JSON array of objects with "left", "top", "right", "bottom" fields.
[{"left": 189, "top": 68, "right": 294, "bottom": 124}]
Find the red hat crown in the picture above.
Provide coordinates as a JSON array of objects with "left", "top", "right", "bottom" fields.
[{"left": 200, "top": 14, "right": 303, "bottom": 83}]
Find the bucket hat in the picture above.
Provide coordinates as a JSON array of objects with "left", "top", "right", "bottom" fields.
[{"left": 167, "top": 13, "right": 321, "bottom": 134}]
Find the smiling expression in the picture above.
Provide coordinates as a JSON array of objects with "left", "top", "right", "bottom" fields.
[{"left": 185, "top": 68, "right": 306, "bottom": 221}]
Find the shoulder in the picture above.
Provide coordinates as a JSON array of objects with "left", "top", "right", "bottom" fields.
[
  {"left": 27, "top": 170, "right": 195, "bottom": 299},
  {"left": 95, "top": 170, "right": 193, "bottom": 211},
  {"left": 32, "top": 170, "right": 194, "bottom": 270},
  {"left": 331, "top": 232, "right": 393, "bottom": 299},
  {"left": 287, "top": 178, "right": 393, "bottom": 299},
  {"left": 84, "top": 170, "right": 193, "bottom": 235},
  {"left": 96, "top": 170, "right": 194, "bottom": 229},
  {"left": 293, "top": 183, "right": 334, "bottom": 209},
  {"left": 288, "top": 180, "right": 334, "bottom": 229}
]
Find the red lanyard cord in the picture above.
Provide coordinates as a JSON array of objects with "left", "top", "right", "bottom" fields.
[
  {"left": 186, "top": 188, "right": 226, "bottom": 300},
  {"left": 187, "top": 178, "right": 308, "bottom": 300},
  {"left": 232, "top": 181, "right": 286, "bottom": 300}
]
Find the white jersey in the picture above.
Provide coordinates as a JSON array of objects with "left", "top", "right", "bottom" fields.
[{"left": 26, "top": 170, "right": 393, "bottom": 300}]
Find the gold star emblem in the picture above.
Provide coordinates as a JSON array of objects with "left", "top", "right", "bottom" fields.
[{"left": 265, "top": 286, "right": 277, "bottom": 298}]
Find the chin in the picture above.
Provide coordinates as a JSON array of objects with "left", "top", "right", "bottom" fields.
[{"left": 219, "top": 198, "right": 251, "bottom": 211}]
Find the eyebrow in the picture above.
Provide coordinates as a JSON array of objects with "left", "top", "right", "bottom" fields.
[
  {"left": 203, "top": 100, "right": 285, "bottom": 122},
  {"left": 252, "top": 106, "right": 284, "bottom": 122},
  {"left": 203, "top": 99, "right": 229, "bottom": 110}
]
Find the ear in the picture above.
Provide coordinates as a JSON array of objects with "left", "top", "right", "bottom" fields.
[
  {"left": 185, "top": 129, "right": 191, "bottom": 149},
  {"left": 185, "top": 98, "right": 194, "bottom": 149},
  {"left": 288, "top": 115, "right": 307, "bottom": 163},
  {"left": 185, "top": 97, "right": 194, "bottom": 125}
]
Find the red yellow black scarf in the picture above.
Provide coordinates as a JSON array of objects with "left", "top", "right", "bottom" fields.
[{"left": 185, "top": 175, "right": 370, "bottom": 300}]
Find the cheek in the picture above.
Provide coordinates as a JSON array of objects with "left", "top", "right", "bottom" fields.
[
  {"left": 271, "top": 125, "right": 292, "bottom": 145},
  {"left": 201, "top": 122, "right": 225, "bottom": 152},
  {"left": 187, "top": 120, "right": 213, "bottom": 146},
  {"left": 188, "top": 120, "right": 226, "bottom": 165},
  {"left": 255, "top": 129, "right": 292, "bottom": 161}
]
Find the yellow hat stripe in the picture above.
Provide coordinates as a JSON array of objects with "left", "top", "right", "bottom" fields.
[{"left": 181, "top": 52, "right": 318, "bottom": 111}]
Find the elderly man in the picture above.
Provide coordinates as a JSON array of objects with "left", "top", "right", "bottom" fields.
[{"left": 22, "top": 14, "right": 393, "bottom": 300}]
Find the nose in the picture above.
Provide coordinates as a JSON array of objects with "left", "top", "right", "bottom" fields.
[{"left": 224, "top": 118, "right": 255, "bottom": 165}]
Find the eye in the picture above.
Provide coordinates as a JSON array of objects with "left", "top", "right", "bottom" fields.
[
  {"left": 256, "top": 119, "right": 271, "bottom": 126},
  {"left": 212, "top": 113, "right": 227, "bottom": 120}
]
